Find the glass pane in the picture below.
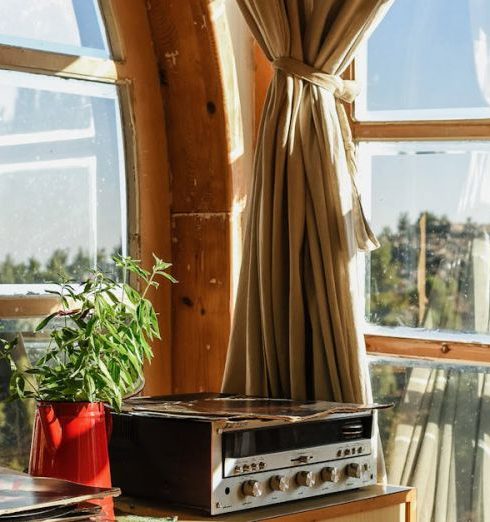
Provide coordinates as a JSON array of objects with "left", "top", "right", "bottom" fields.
[
  {"left": 370, "top": 356, "right": 490, "bottom": 522},
  {"left": 361, "top": 141, "right": 490, "bottom": 336},
  {"left": 0, "top": 321, "right": 50, "bottom": 471},
  {"left": 0, "top": 69, "right": 126, "bottom": 292},
  {"left": 0, "top": 0, "right": 109, "bottom": 58},
  {"left": 356, "top": 0, "right": 490, "bottom": 121}
]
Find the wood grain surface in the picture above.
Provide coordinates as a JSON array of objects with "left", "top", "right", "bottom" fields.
[
  {"left": 116, "top": 485, "right": 416, "bottom": 522},
  {"left": 146, "top": 0, "right": 242, "bottom": 392}
]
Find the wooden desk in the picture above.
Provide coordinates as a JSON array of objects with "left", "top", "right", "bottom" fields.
[{"left": 116, "top": 485, "right": 416, "bottom": 522}]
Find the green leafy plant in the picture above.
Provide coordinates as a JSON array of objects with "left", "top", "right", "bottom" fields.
[{"left": 0, "top": 255, "right": 176, "bottom": 411}]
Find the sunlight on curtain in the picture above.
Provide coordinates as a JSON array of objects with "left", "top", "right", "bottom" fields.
[
  {"left": 372, "top": 358, "right": 490, "bottom": 522},
  {"left": 472, "top": 235, "right": 490, "bottom": 332}
]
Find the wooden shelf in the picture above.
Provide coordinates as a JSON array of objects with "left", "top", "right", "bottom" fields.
[{"left": 116, "top": 484, "right": 416, "bottom": 522}]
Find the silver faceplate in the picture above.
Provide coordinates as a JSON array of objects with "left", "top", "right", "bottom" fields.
[
  {"left": 211, "top": 416, "right": 377, "bottom": 516},
  {"left": 212, "top": 454, "right": 376, "bottom": 515}
]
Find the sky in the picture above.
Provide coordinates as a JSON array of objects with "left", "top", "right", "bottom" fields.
[{"left": 364, "top": 0, "right": 488, "bottom": 114}]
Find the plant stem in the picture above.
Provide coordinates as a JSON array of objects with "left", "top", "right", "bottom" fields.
[
  {"left": 141, "top": 267, "right": 158, "bottom": 300},
  {"left": 23, "top": 373, "right": 40, "bottom": 397}
]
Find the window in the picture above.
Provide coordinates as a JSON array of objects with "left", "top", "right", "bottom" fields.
[
  {"left": 355, "top": 0, "right": 490, "bottom": 342},
  {"left": 356, "top": 0, "right": 490, "bottom": 122},
  {"left": 0, "top": 1, "right": 170, "bottom": 470},
  {"left": 0, "top": 0, "right": 110, "bottom": 58},
  {"left": 0, "top": 70, "right": 127, "bottom": 290},
  {"left": 354, "top": 1, "right": 490, "bottom": 520},
  {"left": 361, "top": 141, "right": 490, "bottom": 336}
]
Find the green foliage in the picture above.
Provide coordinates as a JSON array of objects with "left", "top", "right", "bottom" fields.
[
  {"left": 0, "top": 255, "right": 176, "bottom": 411},
  {"left": 369, "top": 223, "right": 419, "bottom": 327},
  {"left": 369, "top": 212, "right": 479, "bottom": 332},
  {"left": 0, "top": 246, "right": 122, "bottom": 284}
]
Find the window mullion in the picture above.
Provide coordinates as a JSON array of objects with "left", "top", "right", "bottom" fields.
[
  {"left": 352, "top": 120, "right": 490, "bottom": 141},
  {"left": 366, "top": 333, "right": 490, "bottom": 364},
  {"left": 0, "top": 45, "right": 118, "bottom": 82},
  {"left": 0, "top": 296, "right": 60, "bottom": 319}
]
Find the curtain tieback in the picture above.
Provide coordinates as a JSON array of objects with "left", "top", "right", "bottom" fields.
[
  {"left": 273, "top": 56, "right": 360, "bottom": 102},
  {"left": 273, "top": 56, "right": 379, "bottom": 252}
]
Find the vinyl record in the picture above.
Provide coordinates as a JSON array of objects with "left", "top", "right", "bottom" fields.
[{"left": 0, "top": 505, "right": 73, "bottom": 520}]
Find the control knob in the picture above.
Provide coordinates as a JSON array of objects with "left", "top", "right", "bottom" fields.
[
  {"left": 321, "top": 466, "right": 340, "bottom": 483},
  {"left": 346, "top": 463, "right": 362, "bottom": 479},
  {"left": 295, "top": 470, "right": 315, "bottom": 488},
  {"left": 270, "top": 475, "right": 289, "bottom": 492},
  {"left": 242, "top": 480, "right": 263, "bottom": 497}
]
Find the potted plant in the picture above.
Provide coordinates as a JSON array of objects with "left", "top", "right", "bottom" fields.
[{"left": 0, "top": 255, "right": 175, "bottom": 489}]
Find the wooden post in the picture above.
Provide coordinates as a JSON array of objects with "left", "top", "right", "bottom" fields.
[
  {"left": 146, "top": 0, "right": 242, "bottom": 393},
  {"left": 417, "top": 212, "right": 427, "bottom": 327},
  {"left": 110, "top": 0, "right": 173, "bottom": 395}
]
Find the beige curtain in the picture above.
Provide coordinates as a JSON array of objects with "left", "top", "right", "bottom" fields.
[
  {"left": 469, "top": 0, "right": 490, "bottom": 104},
  {"left": 222, "top": 0, "right": 392, "bottom": 403},
  {"left": 384, "top": 364, "right": 490, "bottom": 522}
]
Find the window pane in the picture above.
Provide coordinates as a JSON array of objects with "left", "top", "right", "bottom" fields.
[
  {"left": 362, "top": 141, "right": 490, "bottom": 336},
  {"left": 370, "top": 356, "right": 490, "bottom": 522},
  {"left": 0, "top": 0, "right": 109, "bottom": 58},
  {"left": 0, "top": 322, "right": 50, "bottom": 471},
  {"left": 0, "top": 70, "right": 126, "bottom": 291},
  {"left": 356, "top": 0, "right": 490, "bottom": 121}
]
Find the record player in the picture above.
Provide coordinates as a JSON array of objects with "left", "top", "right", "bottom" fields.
[{"left": 109, "top": 393, "right": 386, "bottom": 515}]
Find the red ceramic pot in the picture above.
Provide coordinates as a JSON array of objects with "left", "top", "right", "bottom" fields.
[{"left": 29, "top": 401, "right": 112, "bottom": 488}]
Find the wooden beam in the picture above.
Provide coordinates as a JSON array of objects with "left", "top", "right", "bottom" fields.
[
  {"left": 112, "top": 0, "right": 173, "bottom": 395},
  {"left": 148, "top": 0, "right": 231, "bottom": 214},
  {"left": 171, "top": 214, "right": 230, "bottom": 393},
  {"left": 147, "top": 0, "right": 239, "bottom": 393}
]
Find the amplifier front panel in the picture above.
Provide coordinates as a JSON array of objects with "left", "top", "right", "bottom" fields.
[{"left": 211, "top": 454, "right": 376, "bottom": 515}]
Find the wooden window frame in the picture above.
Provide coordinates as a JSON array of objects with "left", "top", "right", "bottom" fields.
[
  {"left": 345, "top": 61, "right": 490, "bottom": 364},
  {"left": 0, "top": 0, "right": 172, "bottom": 394}
]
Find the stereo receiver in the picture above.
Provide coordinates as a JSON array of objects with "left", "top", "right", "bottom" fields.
[{"left": 109, "top": 393, "right": 384, "bottom": 515}]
